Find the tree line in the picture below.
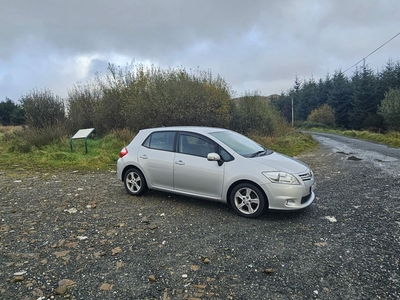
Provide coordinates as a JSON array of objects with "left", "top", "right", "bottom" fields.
[
  {"left": 271, "top": 59, "right": 400, "bottom": 131},
  {"left": 2, "top": 59, "right": 400, "bottom": 134},
  {"left": 0, "top": 98, "right": 25, "bottom": 126}
]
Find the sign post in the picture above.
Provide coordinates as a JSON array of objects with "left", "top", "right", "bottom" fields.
[{"left": 69, "top": 128, "right": 95, "bottom": 153}]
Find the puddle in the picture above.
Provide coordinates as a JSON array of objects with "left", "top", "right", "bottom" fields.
[
  {"left": 347, "top": 156, "right": 363, "bottom": 161},
  {"left": 337, "top": 151, "right": 354, "bottom": 155}
]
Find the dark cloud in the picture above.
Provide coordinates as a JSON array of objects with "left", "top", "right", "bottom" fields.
[{"left": 1, "top": 0, "right": 400, "bottom": 100}]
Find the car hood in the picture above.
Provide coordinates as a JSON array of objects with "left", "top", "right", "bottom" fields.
[{"left": 250, "top": 152, "right": 309, "bottom": 174}]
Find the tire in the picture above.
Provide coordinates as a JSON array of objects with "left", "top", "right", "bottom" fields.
[
  {"left": 123, "top": 168, "right": 148, "bottom": 196},
  {"left": 230, "top": 183, "right": 266, "bottom": 218}
]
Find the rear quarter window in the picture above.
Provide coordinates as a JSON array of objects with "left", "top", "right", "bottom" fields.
[{"left": 143, "top": 131, "right": 175, "bottom": 151}]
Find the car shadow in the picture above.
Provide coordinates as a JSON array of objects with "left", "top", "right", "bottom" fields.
[
  {"left": 139, "top": 189, "right": 315, "bottom": 221},
  {"left": 260, "top": 205, "right": 315, "bottom": 221}
]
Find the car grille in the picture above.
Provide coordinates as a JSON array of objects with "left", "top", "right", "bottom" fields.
[{"left": 299, "top": 171, "right": 313, "bottom": 182}]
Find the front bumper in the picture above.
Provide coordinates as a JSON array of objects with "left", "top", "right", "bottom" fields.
[{"left": 262, "top": 181, "right": 315, "bottom": 210}]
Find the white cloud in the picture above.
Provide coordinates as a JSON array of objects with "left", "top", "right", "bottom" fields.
[{"left": 61, "top": 54, "right": 103, "bottom": 79}]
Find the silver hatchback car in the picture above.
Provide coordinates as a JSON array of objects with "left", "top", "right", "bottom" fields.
[{"left": 117, "top": 126, "right": 315, "bottom": 218}]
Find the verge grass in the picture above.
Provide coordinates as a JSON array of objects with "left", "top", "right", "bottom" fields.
[
  {"left": 0, "top": 131, "right": 131, "bottom": 171},
  {"left": 250, "top": 131, "right": 319, "bottom": 157}
]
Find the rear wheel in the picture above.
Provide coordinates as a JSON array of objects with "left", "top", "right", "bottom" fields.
[
  {"left": 230, "top": 183, "right": 266, "bottom": 218},
  {"left": 124, "top": 168, "right": 148, "bottom": 196}
]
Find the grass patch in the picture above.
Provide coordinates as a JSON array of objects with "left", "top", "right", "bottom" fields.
[
  {"left": 305, "top": 128, "right": 400, "bottom": 148},
  {"left": 0, "top": 131, "right": 132, "bottom": 171},
  {"left": 250, "top": 131, "right": 319, "bottom": 156}
]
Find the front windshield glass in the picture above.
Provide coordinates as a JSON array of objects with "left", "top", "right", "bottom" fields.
[{"left": 210, "top": 130, "right": 271, "bottom": 157}]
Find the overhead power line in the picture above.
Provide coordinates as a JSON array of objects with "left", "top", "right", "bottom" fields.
[{"left": 343, "top": 31, "right": 400, "bottom": 73}]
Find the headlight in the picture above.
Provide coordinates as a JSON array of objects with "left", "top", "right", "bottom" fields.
[{"left": 262, "top": 172, "right": 300, "bottom": 185}]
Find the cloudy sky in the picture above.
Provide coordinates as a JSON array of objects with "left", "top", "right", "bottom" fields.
[{"left": 1, "top": 0, "right": 399, "bottom": 101}]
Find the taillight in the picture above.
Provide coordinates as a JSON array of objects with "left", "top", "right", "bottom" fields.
[{"left": 119, "top": 146, "right": 128, "bottom": 158}]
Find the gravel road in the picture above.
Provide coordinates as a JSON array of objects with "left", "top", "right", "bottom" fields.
[{"left": 1, "top": 133, "right": 399, "bottom": 300}]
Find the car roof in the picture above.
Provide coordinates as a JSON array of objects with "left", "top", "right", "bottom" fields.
[{"left": 140, "top": 126, "right": 229, "bottom": 135}]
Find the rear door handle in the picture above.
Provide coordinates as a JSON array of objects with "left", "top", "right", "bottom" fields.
[
  {"left": 175, "top": 160, "right": 185, "bottom": 165},
  {"left": 140, "top": 155, "right": 148, "bottom": 159}
]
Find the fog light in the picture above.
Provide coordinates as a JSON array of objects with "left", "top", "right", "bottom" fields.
[{"left": 285, "top": 199, "right": 296, "bottom": 207}]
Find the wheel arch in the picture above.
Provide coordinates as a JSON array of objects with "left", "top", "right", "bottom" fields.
[
  {"left": 226, "top": 180, "right": 269, "bottom": 209},
  {"left": 122, "top": 164, "right": 146, "bottom": 183}
]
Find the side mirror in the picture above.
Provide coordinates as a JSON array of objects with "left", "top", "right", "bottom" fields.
[
  {"left": 207, "top": 153, "right": 223, "bottom": 166},
  {"left": 207, "top": 152, "right": 221, "bottom": 161}
]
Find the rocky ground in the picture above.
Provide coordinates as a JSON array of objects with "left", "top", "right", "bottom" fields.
[{"left": 0, "top": 142, "right": 399, "bottom": 300}]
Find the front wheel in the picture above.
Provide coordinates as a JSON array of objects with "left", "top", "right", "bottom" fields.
[
  {"left": 230, "top": 183, "right": 266, "bottom": 218},
  {"left": 124, "top": 168, "right": 148, "bottom": 196}
]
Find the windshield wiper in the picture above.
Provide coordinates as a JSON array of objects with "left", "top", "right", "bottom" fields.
[{"left": 250, "top": 150, "right": 267, "bottom": 157}]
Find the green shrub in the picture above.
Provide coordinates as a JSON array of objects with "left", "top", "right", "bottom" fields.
[
  {"left": 307, "top": 104, "right": 335, "bottom": 127},
  {"left": 378, "top": 88, "right": 400, "bottom": 130},
  {"left": 6, "top": 126, "right": 67, "bottom": 151},
  {"left": 109, "top": 128, "right": 136, "bottom": 144},
  {"left": 66, "top": 82, "right": 100, "bottom": 134},
  {"left": 230, "top": 93, "right": 290, "bottom": 136},
  {"left": 20, "top": 88, "right": 66, "bottom": 129},
  {"left": 66, "top": 63, "right": 232, "bottom": 134},
  {"left": 119, "top": 65, "right": 232, "bottom": 131}
]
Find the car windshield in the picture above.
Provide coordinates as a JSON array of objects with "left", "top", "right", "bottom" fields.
[{"left": 210, "top": 130, "right": 272, "bottom": 157}]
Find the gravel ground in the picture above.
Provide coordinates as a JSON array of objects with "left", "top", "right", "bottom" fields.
[{"left": 0, "top": 138, "right": 399, "bottom": 300}]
